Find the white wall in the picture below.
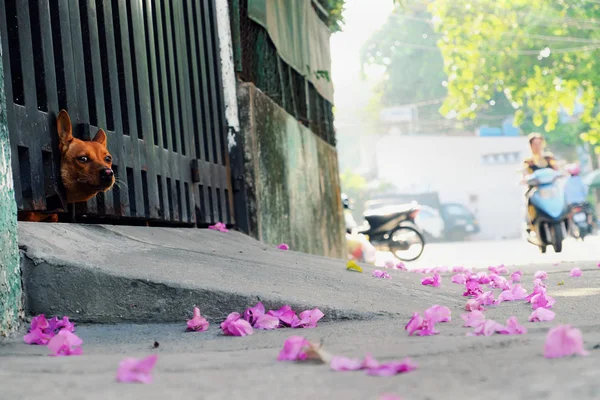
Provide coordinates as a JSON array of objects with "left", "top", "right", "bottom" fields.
[{"left": 375, "top": 135, "right": 530, "bottom": 239}]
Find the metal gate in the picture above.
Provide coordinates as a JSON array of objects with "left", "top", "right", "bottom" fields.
[{"left": 0, "top": 0, "right": 233, "bottom": 226}]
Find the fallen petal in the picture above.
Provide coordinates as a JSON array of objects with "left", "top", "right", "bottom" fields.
[
  {"left": 421, "top": 273, "right": 441, "bottom": 287},
  {"left": 116, "top": 354, "right": 158, "bottom": 384},
  {"left": 366, "top": 358, "right": 417, "bottom": 376},
  {"left": 499, "top": 316, "right": 527, "bottom": 335},
  {"left": 529, "top": 308, "right": 556, "bottom": 322},
  {"left": 47, "top": 330, "right": 83, "bottom": 356},
  {"left": 208, "top": 222, "right": 228, "bottom": 232},
  {"left": 511, "top": 271, "right": 522, "bottom": 282},
  {"left": 468, "top": 320, "right": 504, "bottom": 337},
  {"left": 405, "top": 312, "right": 424, "bottom": 336},
  {"left": 544, "top": 325, "right": 588, "bottom": 358},
  {"left": 424, "top": 305, "right": 451, "bottom": 323},
  {"left": 461, "top": 310, "right": 486, "bottom": 328},
  {"left": 243, "top": 302, "right": 266, "bottom": 325},
  {"left": 254, "top": 314, "right": 280, "bottom": 330},
  {"left": 451, "top": 273, "right": 466, "bottom": 284},
  {"left": 534, "top": 271, "right": 548, "bottom": 280},
  {"left": 373, "top": 270, "right": 392, "bottom": 279},
  {"left": 277, "top": 243, "right": 289, "bottom": 250},
  {"left": 531, "top": 292, "right": 556, "bottom": 310},
  {"left": 475, "top": 291, "right": 496, "bottom": 306},
  {"left": 221, "top": 312, "right": 254, "bottom": 336},
  {"left": 277, "top": 336, "right": 310, "bottom": 361},
  {"left": 186, "top": 307, "right": 209, "bottom": 332},
  {"left": 570, "top": 268, "right": 582, "bottom": 277},
  {"left": 465, "top": 299, "right": 485, "bottom": 311},
  {"left": 346, "top": 260, "right": 363, "bottom": 273},
  {"left": 330, "top": 356, "right": 364, "bottom": 371},
  {"left": 23, "top": 328, "right": 52, "bottom": 345},
  {"left": 292, "top": 308, "right": 325, "bottom": 329}
]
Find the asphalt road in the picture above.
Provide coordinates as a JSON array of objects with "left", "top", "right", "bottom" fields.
[{"left": 377, "top": 236, "right": 600, "bottom": 270}]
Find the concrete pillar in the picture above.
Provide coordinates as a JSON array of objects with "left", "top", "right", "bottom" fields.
[{"left": 0, "top": 38, "right": 22, "bottom": 335}]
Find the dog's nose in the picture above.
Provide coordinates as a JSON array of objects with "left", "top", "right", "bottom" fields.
[{"left": 100, "top": 168, "right": 114, "bottom": 180}]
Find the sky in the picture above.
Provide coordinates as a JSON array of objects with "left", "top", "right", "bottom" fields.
[{"left": 330, "top": 0, "right": 395, "bottom": 126}]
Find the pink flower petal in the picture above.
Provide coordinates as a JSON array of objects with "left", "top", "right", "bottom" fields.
[
  {"left": 534, "top": 271, "right": 548, "bottom": 280},
  {"left": 533, "top": 278, "right": 546, "bottom": 288},
  {"left": 23, "top": 328, "right": 52, "bottom": 345},
  {"left": 497, "top": 290, "right": 515, "bottom": 303},
  {"left": 365, "top": 358, "right": 417, "bottom": 376},
  {"left": 292, "top": 308, "right": 324, "bottom": 329},
  {"left": 277, "top": 336, "right": 310, "bottom": 361},
  {"left": 525, "top": 285, "right": 547, "bottom": 302},
  {"left": 452, "top": 266, "right": 468, "bottom": 273},
  {"left": 277, "top": 243, "right": 289, "bottom": 250},
  {"left": 465, "top": 299, "right": 485, "bottom": 311},
  {"left": 116, "top": 354, "right": 158, "bottom": 384},
  {"left": 529, "top": 308, "right": 556, "bottom": 322},
  {"left": 243, "top": 302, "right": 266, "bottom": 325},
  {"left": 461, "top": 310, "right": 486, "bottom": 327},
  {"left": 394, "top": 262, "right": 407, "bottom": 271},
  {"left": 220, "top": 312, "right": 254, "bottom": 336},
  {"left": 531, "top": 292, "right": 556, "bottom": 310},
  {"left": 278, "top": 310, "right": 300, "bottom": 328},
  {"left": 511, "top": 284, "right": 528, "bottom": 300},
  {"left": 267, "top": 305, "right": 293, "bottom": 318},
  {"left": 498, "top": 316, "right": 527, "bottom": 335},
  {"left": 488, "top": 265, "right": 508, "bottom": 275},
  {"left": 330, "top": 356, "right": 364, "bottom": 371},
  {"left": 544, "top": 325, "right": 588, "bottom": 358},
  {"left": 475, "top": 291, "right": 496, "bottom": 306},
  {"left": 362, "top": 353, "right": 380, "bottom": 369},
  {"left": 254, "top": 314, "right": 280, "bottom": 330},
  {"left": 511, "top": 271, "right": 522, "bottom": 282},
  {"left": 424, "top": 305, "right": 451, "bottom": 323},
  {"left": 570, "top": 268, "right": 582, "bottom": 277},
  {"left": 379, "top": 395, "right": 403, "bottom": 400},
  {"left": 468, "top": 320, "right": 505, "bottom": 337},
  {"left": 48, "top": 316, "right": 75, "bottom": 333},
  {"left": 30, "top": 315, "right": 49, "bottom": 331},
  {"left": 47, "top": 330, "right": 83, "bottom": 356},
  {"left": 405, "top": 312, "right": 424, "bottom": 336},
  {"left": 463, "top": 278, "right": 483, "bottom": 297},
  {"left": 451, "top": 273, "right": 466, "bottom": 284},
  {"left": 186, "top": 307, "right": 209, "bottom": 332},
  {"left": 421, "top": 273, "right": 441, "bottom": 287},
  {"left": 208, "top": 222, "right": 228, "bottom": 232},
  {"left": 372, "top": 270, "right": 392, "bottom": 279}
]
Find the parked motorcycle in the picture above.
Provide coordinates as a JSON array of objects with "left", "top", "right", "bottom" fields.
[
  {"left": 524, "top": 168, "right": 569, "bottom": 253},
  {"left": 568, "top": 202, "right": 594, "bottom": 240},
  {"left": 358, "top": 202, "right": 425, "bottom": 261}
]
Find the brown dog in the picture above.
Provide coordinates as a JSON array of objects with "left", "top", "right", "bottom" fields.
[{"left": 19, "top": 110, "right": 115, "bottom": 222}]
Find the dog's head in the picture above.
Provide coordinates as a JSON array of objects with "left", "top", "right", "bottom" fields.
[{"left": 57, "top": 110, "right": 115, "bottom": 203}]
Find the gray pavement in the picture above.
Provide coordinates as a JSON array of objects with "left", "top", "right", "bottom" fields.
[{"left": 5, "top": 224, "right": 600, "bottom": 399}]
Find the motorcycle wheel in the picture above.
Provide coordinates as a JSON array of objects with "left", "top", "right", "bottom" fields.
[
  {"left": 552, "top": 222, "right": 564, "bottom": 253},
  {"left": 388, "top": 226, "right": 425, "bottom": 262}
]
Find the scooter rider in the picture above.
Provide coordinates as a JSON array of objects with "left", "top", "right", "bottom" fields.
[
  {"left": 564, "top": 163, "right": 594, "bottom": 228},
  {"left": 522, "top": 133, "right": 558, "bottom": 232}
]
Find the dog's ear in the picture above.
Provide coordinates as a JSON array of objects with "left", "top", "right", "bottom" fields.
[
  {"left": 56, "top": 110, "right": 73, "bottom": 153},
  {"left": 92, "top": 128, "right": 107, "bottom": 147}
]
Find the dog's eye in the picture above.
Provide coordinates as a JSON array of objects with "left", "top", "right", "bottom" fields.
[
  {"left": 104, "top": 156, "right": 112, "bottom": 163},
  {"left": 77, "top": 156, "right": 89, "bottom": 163}
]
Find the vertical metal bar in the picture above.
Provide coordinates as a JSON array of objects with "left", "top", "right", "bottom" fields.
[
  {"left": 101, "top": 0, "right": 129, "bottom": 216},
  {"left": 115, "top": 0, "right": 144, "bottom": 217},
  {"left": 0, "top": 0, "right": 23, "bottom": 208},
  {"left": 130, "top": 0, "right": 159, "bottom": 219},
  {"left": 230, "top": 0, "right": 242, "bottom": 72}
]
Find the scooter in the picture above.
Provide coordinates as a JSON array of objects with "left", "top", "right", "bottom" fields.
[
  {"left": 524, "top": 168, "right": 569, "bottom": 253},
  {"left": 568, "top": 202, "right": 594, "bottom": 240},
  {"left": 357, "top": 202, "right": 425, "bottom": 261}
]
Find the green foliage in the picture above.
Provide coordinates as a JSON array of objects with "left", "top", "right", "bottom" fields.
[
  {"left": 327, "top": 0, "right": 346, "bottom": 32},
  {"left": 429, "top": 0, "right": 600, "bottom": 147}
]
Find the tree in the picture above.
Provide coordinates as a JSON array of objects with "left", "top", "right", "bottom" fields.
[{"left": 429, "top": 0, "right": 600, "bottom": 150}]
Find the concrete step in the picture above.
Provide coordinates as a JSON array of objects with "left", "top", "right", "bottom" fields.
[{"left": 17, "top": 223, "right": 462, "bottom": 324}]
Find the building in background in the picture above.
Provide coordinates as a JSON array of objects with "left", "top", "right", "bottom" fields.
[{"left": 374, "top": 134, "right": 530, "bottom": 240}]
